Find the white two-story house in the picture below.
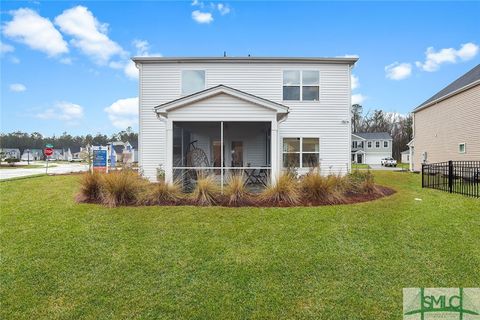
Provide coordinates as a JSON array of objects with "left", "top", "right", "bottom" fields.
[
  {"left": 351, "top": 132, "right": 393, "bottom": 165},
  {"left": 133, "top": 57, "right": 357, "bottom": 187}
]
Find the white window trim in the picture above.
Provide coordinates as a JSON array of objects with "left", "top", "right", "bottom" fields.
[
  {"left": 384, "top": 141, "right": 388, "bottom": 148},
  {"left": 282, "top": 136, "right": 320, "bottom": 168},
  {"left": 367, "top": 141, "right": 372, "bottom": 148},
  {"left": 458, "top": 142, "right": 466, "bottom": 154},
  {"left": 180, "top": 69, "right": 206, "bottom": 96},
  {"left": 375, "top": 141, "right": 380, "bottom": 148},
  {"left": 282, "top": 69, "right": 320, "bottom": 102}
]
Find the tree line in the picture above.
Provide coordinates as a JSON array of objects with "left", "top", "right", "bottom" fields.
[
  {"left": 352, "top": 104, "right": 413, "bottom": 161},
  {"left": 0, "top": 127, "right": 138, "bottom": 152}
]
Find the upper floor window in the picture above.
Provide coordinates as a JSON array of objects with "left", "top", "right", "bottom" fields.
[
  {"left": 367, "top": 141, "right": 372, "bottom": 148},
  {"left": 182, "top": 70, "right": 205, "bottom": 95},
  {"left": 375, "top": 141, "right": 380, "bottom": 148},
  {"left": 459, "top": 143, "right": 466, "bottom": 153},
  {"left": 384, "top": 141, "right": 388, "bottom": 148},
  {"left": 283, "top": 70, "right": 319, "bottom": 101}
]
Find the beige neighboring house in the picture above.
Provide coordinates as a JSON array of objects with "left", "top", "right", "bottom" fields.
[{"left": 410, "top": 64, "right": 480, "bottom": 171}]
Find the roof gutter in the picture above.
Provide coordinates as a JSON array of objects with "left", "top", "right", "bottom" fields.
[{"left": 132, "top": 56, "right": 358, "bottom": 66}]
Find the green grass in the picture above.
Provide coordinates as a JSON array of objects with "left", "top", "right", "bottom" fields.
[
  {"left": 0, "top": 172, "right": 478, "bottom": 319},
  {"left": 352, "top": 163, "right": 370, "bottom": 169}
]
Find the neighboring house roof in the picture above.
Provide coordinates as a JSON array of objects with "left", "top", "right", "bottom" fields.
[
  {"left": 70, "top": 146, "right": 81, "bottom": 154},
  {"left": 414, "top": 64, "right": 480, "bottom": 112},
  {"left": 155, "top": 84, "right": 290, "bottom": 117},
  {"left": 401, "top": 150, "right": 410, "bottom": 155},
  {"left": 353, "top": 132, "right": 392, "bottom": 140},
  {"left": 113, "top": 145, "right": 124, "bottom": 154},
  {"left": 351, "top": 133, "right": 366, "bottom": 140},
  {"left": 132, "top": 56, "right": 358, "bottom": 65}
]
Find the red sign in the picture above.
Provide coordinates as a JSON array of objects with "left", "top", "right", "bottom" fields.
[{"left": 44, "top": 147, "right": 54, "bottom": 156}]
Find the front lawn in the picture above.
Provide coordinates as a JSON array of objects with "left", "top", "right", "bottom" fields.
[
  {"left": 0, "top": 172, "right": 478, "bottom": 319},
  {"left": 352, "top": 163, "right": 370, "bottom": 169}
]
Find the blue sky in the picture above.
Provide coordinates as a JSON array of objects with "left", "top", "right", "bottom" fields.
[{"left": 1, "top": 1, "right": 479, "bottom": 136}]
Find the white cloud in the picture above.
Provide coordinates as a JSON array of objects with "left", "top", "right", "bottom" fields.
[
  {"left": 416, "top": 42, "right": 479, "bottom": 72},
  {"left": 54, "top": 6, "right": 125, "bottom": 65},
  {"left": 123, "top": 39, "right": 161, "bottom": 80},
  {"left": 217, "top": 3, "right": 231, "bottom": 15},
  {"left": 36, "top": 101, "right": 84, "bottom": 122},
  {"left": 339, "top": 54, "right": 359, "bottom": 58},
  {"left": 385, "top": 62, "right": 412, "bottom": 80},
  {"left": 2, "top": 8, "right": 68, "bottom": 57},
  {"left": 0, "top": 41, "right": 15, "bottom": 54},
  {"left": 352, "top": 93, "right": 366, "bottom": 105},
  {"left": 104, "top": 97, "right": 139, "bottom": 129},
  {"left": 9, "top": 83, "right": 26, "bottom": 92},
  {"left": 192, "top": 10, "right": 213, "bottom": 24},
  {"left": 351, "top": 74, "right": 359, "bottom": 90}
]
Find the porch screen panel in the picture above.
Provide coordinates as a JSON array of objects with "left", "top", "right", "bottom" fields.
[{"left": 172, "top": 122, "right": 220, "bottom": 168}]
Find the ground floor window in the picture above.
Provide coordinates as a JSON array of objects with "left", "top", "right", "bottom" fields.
[{"left": 282, "top": 137, "right": 319, "bottom": 168}]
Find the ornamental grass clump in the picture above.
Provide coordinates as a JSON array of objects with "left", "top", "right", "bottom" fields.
[
  {"left": 300, "top": 170, "right": 346, "bottom": 204},
  {"left": 224, "top": 174, "right": 252, "bottom": 206},
  {"left": 76, "top": 170, "right": 103, "bottom": 202},
  {"left": 346, "top": 170, "right": 376, "bottom": 194},
  {"left": 191, "top": 174, "right": 219, "bottom": 206},
  {"left": 259, "top": 173, "right": 300, "bottom": 206},
  {"left": 101, "top": 169, "right": 147, "bottom": 207},
  {"left": 138, "top": 180, "right": 182, "bottom": 205}
]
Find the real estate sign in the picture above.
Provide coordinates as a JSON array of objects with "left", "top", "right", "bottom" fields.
[{"left": 92, "top": 146, "right": 108, "bottom": 173}]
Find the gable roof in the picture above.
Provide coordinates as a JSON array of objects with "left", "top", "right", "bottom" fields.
[
  {"left": 353, "top": 132, "right": 392, "bottom": 140},
  {"left": 414, "top": 64, "right": 480, "bottom": 112},
  {"left": 132, "top": 56, "right": 358, "bottom": 65},
  {"left": 154, "top": 85, "right": 289, "bottom": 117}
]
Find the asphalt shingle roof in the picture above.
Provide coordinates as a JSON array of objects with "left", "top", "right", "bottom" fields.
[
  {"left": 353, "top": 132, "right": 392, "bottom": 140},
  {"left": 415, "top": 64, "right": 480, "bottom": 111}
]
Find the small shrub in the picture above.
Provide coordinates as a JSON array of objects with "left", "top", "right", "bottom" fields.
[
  {"left": 77, "top": 171, "right": 103, "bottom": 202},
  {"left": 224, "top": 174, "right": 251, "bottom": 206},
  {"left": 101, "top": 169, "right": 147, "bottom": 207},
  {"left": 260, "top": 173, "right": 300, "bottom": 206},
  {"left": 300, "top": 170, "right": 346, "bottom": 204},
  {"left": 139, "top": 180, "right": 182, "bottom": 205},
  {"left": 346, "top": 170, "right": 375, "bottom": 194},
  {"left": 191, "top": 175, "right": 219, "bottom": 206}
]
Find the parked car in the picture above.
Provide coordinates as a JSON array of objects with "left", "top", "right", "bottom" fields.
[{"left": 381, "top": 157, "right": 397, "bottom": 167}]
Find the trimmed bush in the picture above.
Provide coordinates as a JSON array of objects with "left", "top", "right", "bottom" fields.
[
  {"left": 260, "top": 173, "right": 300, "bottom": 206},
  {"left": 101, "top": 169, "right": 147, "bottom": 207},
  {"left": 77, "top": 171, "right": 103, "bottom": 202},
  {"left": 300, "top": 170, "right": 346, "bottom": 204},
  {"left": 191, "top": 175, "right": 219, "bottom": 206},
  {"left": 224, "top": 174, "right": 252, "bottom": 206}
]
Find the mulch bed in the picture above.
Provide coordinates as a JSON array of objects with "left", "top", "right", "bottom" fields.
[{"left": 77, "top": 185, "right": 396, "bottom": 208}]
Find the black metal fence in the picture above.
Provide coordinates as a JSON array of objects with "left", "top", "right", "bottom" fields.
[{"left": 422, "top": 161, "right": 480, "bottom": 197}]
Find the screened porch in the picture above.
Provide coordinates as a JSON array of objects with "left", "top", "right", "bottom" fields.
[{"left": 172, "top": 121, "right": 272, "bottom": 191}]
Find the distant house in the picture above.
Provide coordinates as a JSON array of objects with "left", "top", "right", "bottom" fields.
[
  {"left": 410, "top": 64, "right": 480, "bottom": 171},
  {"left": 109, "top": 141, "right": 137, "bottom": 164},
  {"left": 0, "top": 148, "right": 21, "bottom": 160},
  {"left": 351, "top": 132, "right": 393, "bottom": 165},
  {"left": 401, "top": 150, "right": 410, "bottom": 164},
  {"left": 71, "top": 146, "right": 82, "bottom": 160},
  {"left": 21, "top": 149, "right": 44, "bottom": 161}
]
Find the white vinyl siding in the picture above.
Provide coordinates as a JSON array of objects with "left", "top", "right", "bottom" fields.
[{"left": 139, "top": 62, "right": 351, "bottom": 180}]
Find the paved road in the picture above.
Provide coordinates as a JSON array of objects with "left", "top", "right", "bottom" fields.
[
  {"left": 0, "top": 162, "right": 89, "bottom": 180},
  {"left": 369, "top": 164, "right": 406, "bottom": 171}
]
